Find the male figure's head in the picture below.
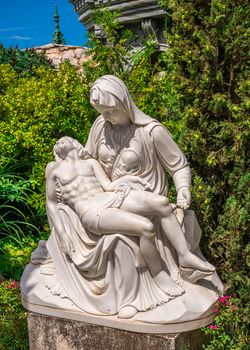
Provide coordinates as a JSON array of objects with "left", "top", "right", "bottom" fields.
[
  {"left": 54, "top": 137, "right": 75, "bottom": 160},
  {"left": 54, "top": 137, "right": 90, "bottom": 161}
]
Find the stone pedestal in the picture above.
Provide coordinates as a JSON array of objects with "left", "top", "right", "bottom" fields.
[{"left": 28, "top": 313, "right": 205, "bottom": 350}]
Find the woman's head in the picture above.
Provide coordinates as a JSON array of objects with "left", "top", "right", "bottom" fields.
[
  {"left": 90, "top": 75, "right": 156, "bottom": 126},
  {"left": 90, "top": 76, "right": 128, "bottom": 111},
  {"left": 90, "top": 76, "right": 131, "bottom": 125}
]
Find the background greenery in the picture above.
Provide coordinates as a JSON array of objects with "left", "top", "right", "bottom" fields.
[{"left": 0, "top": 1, "right": 249, "bottom": 349}]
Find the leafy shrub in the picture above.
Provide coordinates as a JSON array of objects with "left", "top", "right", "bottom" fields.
[
  {"left": 0, "top": 62, "right": 94, "bottom": 218},
  {"left": 0, "top": 45, "right": 52, "bottom": 77},
  {"left": 0, "top": 235, "right": 41, "bottom": 281},
  {"left": 0, "top": 280, "right": 28, "bottom": 350},
  {"left": 0, "top": 157, "right": 44, "bottom": 348},
  {"left": 202, "top": 294, "right": 249, "bottom": 349},
  {"left": 158, "top": 0, "right": 250, "bottom": 345},
  {"left": 0, "top": 156, "right": 47, "bottom": 347},
  {"left": 0, "top": 157, "right": 41, "bottom": 243}
]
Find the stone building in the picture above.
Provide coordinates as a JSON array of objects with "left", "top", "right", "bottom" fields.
[
  {"left": 34, "top": 2, "right": 167, "bottom": 70},
  {"left": 34, "top": 44, "right": 89, "bottom": 71},
  {"left": 69, "top": 0, "right": 167, "bottom": 51}
]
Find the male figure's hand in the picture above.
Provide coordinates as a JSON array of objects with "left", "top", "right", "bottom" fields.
[{"left": 177, "top": 187, "right": 191, "bottom": 210}]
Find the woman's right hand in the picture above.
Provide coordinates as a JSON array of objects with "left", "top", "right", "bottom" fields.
[
  {"left": 114, "top": 182, "right": 131, "bottom": 197},
  {"left": 176, "top": 187, "right": 191, "bottom": 210}
]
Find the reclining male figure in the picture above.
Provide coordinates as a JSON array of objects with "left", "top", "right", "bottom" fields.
[{"left": 46, "top": 137, "right": 215, "bottom": 305}]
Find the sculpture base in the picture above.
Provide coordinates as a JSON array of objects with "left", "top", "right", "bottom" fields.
[
  {"left": 22, "top": 298, "right": 215, "bottom": 334},
  {"left": 27, "top": 312, "right": 206, "bottom": 350},
  {"left": 21, "top": 260, "right": 223, "bottom": 333}
]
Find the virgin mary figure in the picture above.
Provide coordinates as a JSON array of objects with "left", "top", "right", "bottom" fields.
[{"left": 87, "top": 75, "right": 198, "bottom": 282}]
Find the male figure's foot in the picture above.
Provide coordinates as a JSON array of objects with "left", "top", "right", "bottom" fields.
[
  {"left": 179, "top": 252, "right": 215, "bottom": 272},
  {"left": 153, "top": 271, "right": 184, "bottom": 296}
]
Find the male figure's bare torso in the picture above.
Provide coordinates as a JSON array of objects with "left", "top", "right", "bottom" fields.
[{"left": 49, "top": 158, "right": 106, "bottom": 214}]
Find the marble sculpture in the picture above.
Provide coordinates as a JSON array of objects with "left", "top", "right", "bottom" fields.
[{"left": 21, "top": 75, "right": 223, "bottom": 333}]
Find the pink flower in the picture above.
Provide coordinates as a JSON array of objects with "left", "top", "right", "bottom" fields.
[
  {"left": 10, "top": 281, "right": 19, "bottom": 288},
  {"left": 209, "top": 325, "right": 218, "bottom": 330},
  {"left": 225, "top": 301, "right": 230, "bottom": 306},
  {"left": 219, "top": 297, "right": 226, "bottom": 303},
  {"left": 213, "top": 307, "right": 219, "bottom": 313},
  {"left": 232, "top": 305, "right": 238, "bottom": 311},
  {"left": 225, "top": 295, "right": 230, "bottom": 300},
  {"left": 3, "top": 280, "right": 20, "bottom": 289}
]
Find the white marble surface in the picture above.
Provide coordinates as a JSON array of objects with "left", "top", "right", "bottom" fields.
[{"left": 21, "top": 75, "right": 223, "bottom": 331}]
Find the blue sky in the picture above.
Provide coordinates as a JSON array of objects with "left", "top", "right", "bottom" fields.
[{"left": 0, "top": 0, "right": 88, "bottom": 49}]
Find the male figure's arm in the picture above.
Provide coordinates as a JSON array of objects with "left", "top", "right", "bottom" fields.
[
  {"left": 46, "top": 163, "right": 72, "bottom": 254},
  {"left": 91, "top": 159, "right": 150, "bottom": 192}
]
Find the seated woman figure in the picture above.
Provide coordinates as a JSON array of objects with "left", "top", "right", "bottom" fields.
[{"left": 46, "top": 136, "right": 214, "bottom": 318}]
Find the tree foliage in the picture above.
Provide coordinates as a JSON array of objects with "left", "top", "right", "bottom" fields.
[
  {"left": 0, "top": 45, "right": 52, "bottom": 77},
  {"left": 0, "top": 2, "right": 249, "bottom": 346},
  {"left": 158, "top": 0, "right": 250, "bottom": 346},
  {"left": 0, "top": 61, "right": 94, "bottom": 217}
]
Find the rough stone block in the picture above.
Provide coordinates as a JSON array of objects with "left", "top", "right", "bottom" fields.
[{"left": 28, "top": 313, "right": 205, "bottom": 350}]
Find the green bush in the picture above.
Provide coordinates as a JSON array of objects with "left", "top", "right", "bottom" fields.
[
  {"left": 159, "top": 0, "right": 249, "bottom": 347},
  {"left": 0, "top": 156, "right": 40, "bottom": 237},
  {"left": 202, "top": 294, "right": 249, "bottom": 350},
  {"left": 0, "top": 156, "right": 44, "bottom": 348},
  {"left": 0, "top": 280, "right": 28, "bottom": 350},
  {"left": 0, "top": 61, "right": 95, "bottom": 219},
  {"left": 0, "top": 45, "right": 52, "bottom": 77},
  {"left": 0, "top": 235, "right": 41, "bottom": 281}
]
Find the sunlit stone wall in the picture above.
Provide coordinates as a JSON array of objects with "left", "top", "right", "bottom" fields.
[{"left": 34, "top": 44, "right": 89, "bottom": 71}]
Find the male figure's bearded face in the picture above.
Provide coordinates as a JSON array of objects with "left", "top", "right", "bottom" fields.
[{"left": 55, "top": 139, "right": 74, "bottom": 159}]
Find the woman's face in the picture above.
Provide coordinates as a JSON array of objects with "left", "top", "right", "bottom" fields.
[
  {"left": 101, "top": 108, "right": 117, "bottom": 124},
  {"left": 90, "top": 89, "right": 131, "bottom": 126},
  {"left": 97, "top": 106, "right": 131, "bottom": 126}
]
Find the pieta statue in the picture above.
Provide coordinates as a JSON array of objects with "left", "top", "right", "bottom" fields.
[{"left": 21, "top": 75, "right": 223, "bottom": 333}]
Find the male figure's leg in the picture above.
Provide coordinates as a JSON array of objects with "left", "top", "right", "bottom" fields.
[
  {"left": 99, "top": 208, "right": 183, "bottom": 296},
  {"left": 121, "top": 190, "right": 215, "bottom": 272}
]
